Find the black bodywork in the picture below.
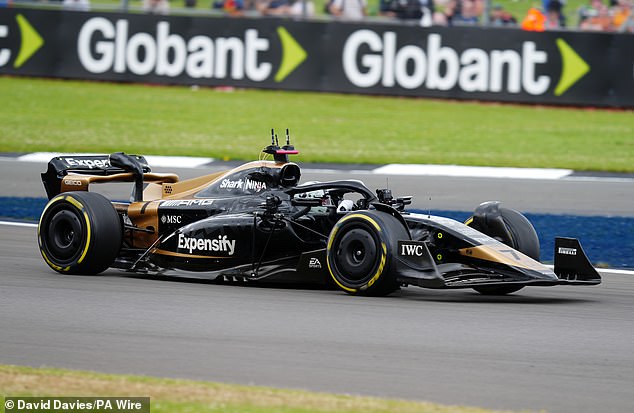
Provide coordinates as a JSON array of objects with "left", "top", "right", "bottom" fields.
[{"left": 39, "top": 137, "right": 601, "bottom": 294}]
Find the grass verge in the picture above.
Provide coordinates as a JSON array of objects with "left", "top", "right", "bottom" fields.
[
  {"left": 0, "top": 76, "right": 632, "bottom": 172},
  {"left": 0, "top": 365, "right": 526, "bottom": 413}
]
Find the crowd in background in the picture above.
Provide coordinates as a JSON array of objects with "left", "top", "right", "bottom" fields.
[{"left": 11, "top": 0, "right": 632, "bottom": 32}]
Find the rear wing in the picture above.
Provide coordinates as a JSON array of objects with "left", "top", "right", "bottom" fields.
[{"left": 41, "top": 154, "right": 151, "bottom": 200}]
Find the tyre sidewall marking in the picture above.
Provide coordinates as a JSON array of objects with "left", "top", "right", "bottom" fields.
[
  {"left": 327, "top": 213, "right": 387, "bottom": 292},
  {"left": 38, "top": 194, "right": 92, "bottom": 270},
  {"left": 64, "top": 195, "right": 91, "bottom": 265}
]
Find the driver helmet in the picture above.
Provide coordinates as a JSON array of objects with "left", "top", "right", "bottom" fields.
[{"left": 337, "top": 199, "right": 355, "bottom": 213}]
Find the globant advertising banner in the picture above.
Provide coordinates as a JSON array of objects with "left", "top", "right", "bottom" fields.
[{"left": 0, "top": 8, "right": 632, "bottom": 107}]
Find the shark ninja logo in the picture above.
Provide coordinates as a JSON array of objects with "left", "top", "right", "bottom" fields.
[{"left": 219, "top": 178, "right": 267, "bottom": 192}]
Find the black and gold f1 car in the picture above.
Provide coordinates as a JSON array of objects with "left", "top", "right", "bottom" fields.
[{"left": 38, "top": 132, "right": 600, "bottom": 296}]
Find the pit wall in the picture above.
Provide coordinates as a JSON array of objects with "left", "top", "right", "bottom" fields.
[{"left": 1, "top": 8, "right": 632, "bottom": 107}]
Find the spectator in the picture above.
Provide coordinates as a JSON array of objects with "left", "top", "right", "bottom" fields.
[
  {"left": 490, "top": 4, "right": 517, "bottom": 26},
  {"left": 545, "top": 0, "right": 564, "bottom": 28},
  {"left": 580, "top": 0, "right": 614, "bottom": 29},
  {"left": 143, "top": 0, "right": 170, "bottom": 14},
  {"left": 213, "top": 0, "right": 245, "bottom": 15},
  {"left": 521, "top": 7, "right": 546, "bottom": 30},
  {"left": 544, "top": 7, "right": 562, "bottom": 28},
  {"left": 545, "top": 0, "right": 567, "bottom": 26},
  {"left": 289, "top": 0, "right": 315, "bottom": 16},
  {"left": 578, "top": 0, "right": 604, "bottom": 26},
  {"left": 612, "top": 0, "right": 633, "bottom": 31},
  {"left": 328, "top": 0, "right": 367, "bottom": 21},
  {"left": 62, "top": 0, "right": 91, "bottom": 11},
  {"left": 256, "top": 0, "right": 290, "bottom": 15},
  {"left": 445, "top": 0, "right": 484, "bottom": 25},
  {"left": 380, "top": 0, "right": 443, "bottom": 26}
]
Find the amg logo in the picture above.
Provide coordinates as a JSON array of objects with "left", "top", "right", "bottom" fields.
[
  {"left": 177, "top": 233, "right": 236, "bottom": 255},
  {"left": 400, "top": 242, "right": 426, "bottom": 256},
  {"left": 161, "top": 199, "right": 214, "bottom": 207},
  {"left": 308, "top": 257, "right": 322, "bottom": 269},
  {"left": 558, "top": 247, "right": 577, "bottom": 256},
  {"left": 65, "top": 158, "right": 110, "bottom": 169},
  {"left": 220, "top": 178, "right": 267, "bottom": 192}
]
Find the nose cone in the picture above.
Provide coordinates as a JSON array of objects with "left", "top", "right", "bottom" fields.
[{"left": 459, "top": 245, "right": 558, "bottom": 281}]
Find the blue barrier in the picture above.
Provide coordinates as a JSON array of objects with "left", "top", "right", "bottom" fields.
[{"left": 2, "top": 197, "right": 631, "bottom": 268}]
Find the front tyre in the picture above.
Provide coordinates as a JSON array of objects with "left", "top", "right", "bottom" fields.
[
  {"left": 38, "top": 192, "right": 122, "bottom": 275},
  {"left": 467, "top": 206, "right": 540, "bottom": 295},
  {"left": 326, "top": 210, "right": 409, "bottom": 296}
]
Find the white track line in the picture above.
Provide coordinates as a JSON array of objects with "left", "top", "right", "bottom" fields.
[
  {"left": 0, "top": 221, "right": 37, "bottom": 228},
  {"left": 373, "top": 164, "right": 573, "bottom": 180},
  {"left": 543, "top": 264, "right": 634, "bottom": 276}
]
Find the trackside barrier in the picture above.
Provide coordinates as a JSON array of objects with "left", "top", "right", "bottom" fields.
[{"left": 0, "top": 8, "right": 632, "bottom": 107}]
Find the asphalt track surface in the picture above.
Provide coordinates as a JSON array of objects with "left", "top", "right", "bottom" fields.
[{"left": 1, "top": 159, "right": 634, "bottom": 413}]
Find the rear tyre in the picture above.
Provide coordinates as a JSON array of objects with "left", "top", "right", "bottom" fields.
[
  {"left": 326, "top": 210, "right": 409, "bottom": 296},
  {"left": 38, "top": 191, "right": 122, "bottom": 275},
  {"left": 467, "top": 207, "right": 540, "bottom": 295}
]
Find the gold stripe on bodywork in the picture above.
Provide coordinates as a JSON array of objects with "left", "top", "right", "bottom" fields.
[
  {"left": 459, "top": 245, "right": 548, "bottom": 272},
  {"left": 60, "top": 172, "right": 179, "bottom": 194},
  {"left": 161, "top": 160, "right": 295, "bottom": 199}
]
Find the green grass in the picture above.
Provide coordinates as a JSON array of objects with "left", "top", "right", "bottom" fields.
[
  {"left": 0, "top": 76, "right": 632, "bottom": 172},
  {"left": 0, "top": 365, "right": 526, "bottom": 413}
]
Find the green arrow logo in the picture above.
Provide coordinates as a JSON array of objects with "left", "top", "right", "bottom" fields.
[
  {"left": 554, "top": 38, "right": 589, "bottom": 96},
  {"left": 14, "top": 14, "right": 44, "bottom": 68},
  {"left": 274, "top": 27, "right": 306, "bottom": 83}
]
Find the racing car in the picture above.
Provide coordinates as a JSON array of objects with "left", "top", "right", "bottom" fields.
[{"left": 37, "top": 130, "right": 601, "bottom": 296}]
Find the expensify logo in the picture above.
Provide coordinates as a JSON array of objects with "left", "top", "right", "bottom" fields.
[
  {"left": 178, "top": 233, "right": 236, "bottom": 255},
  {"left": 0, "top": 14, "right": 44, "bottom": 68},
  {"left": 77, "top": 18, "right": 306, "bottom": 82},
  {"left": 342, "top": 30, "right": 590, "bottom": 96}
]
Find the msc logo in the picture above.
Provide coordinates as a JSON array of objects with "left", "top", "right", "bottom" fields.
[
  {"left": 343, "top": 30, "right": 590, "bottom": 97},
  {"left": 78, "top": 18, "right": 307, "bottom": 83},
  {"left": 0, "top": 14, "right": 44, "bottom": 68},
  {"left": 161, "top": 215, "right": 182, "bottom": 224}
]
